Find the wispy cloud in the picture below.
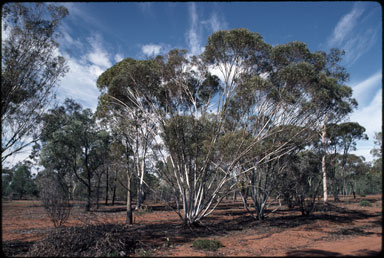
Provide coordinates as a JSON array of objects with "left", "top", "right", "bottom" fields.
[
  {"left": 350, "top": 87, "right": 382, "bottom": 159},
  {"left": 351, "top": 70, "right": 382, "bottom": 107},
  {"left": 86, "top": 35, "right": 112, "bottom": 69},
  {"left": 328, "top": 4, "right": 363, "bottom": 46},
  {"left": 327, "top": 3, "right": 378, "bottom": 66},
  {"left": 141, "top": 44, "right": 162, "bottom": 57},
  {"left": 202, "top": 11, "right": 227, "bottom": 33},
  {"left": 348, "top": 70, "right": 382, "bottom": 162},
  {"left": 114, "top": 53, "right": 124, "bottom": 63},
  {"left": 137, "top": 2, "right": 153, "bottom": 16},
  {"left": 186, "top": 3, "right": 227, "bottom": 56},
  {"left": 342, "top": 28, "right": 377, "bottom": 65},
  {"left": 187, "top": 3, "right": 203, "bottom": 56}
]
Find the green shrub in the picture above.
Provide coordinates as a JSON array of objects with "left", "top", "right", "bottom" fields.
[
  {"left": 359, "top": 193, "right": 366, "bottom": 197},
  {"left": 136, "top": 248, "right": 152, "bottom": 257},
  {"left": 105, "top": 250, "right": 120, "bottom": 257},
  {"left": 359, "top": 200, "right": 372, "bottom": 207},
  {"left": 192, "top": 239, "right": 223, "bottom": 251},
  {"left": 135, "top": 206, "right": 152, "bottom": 216}
]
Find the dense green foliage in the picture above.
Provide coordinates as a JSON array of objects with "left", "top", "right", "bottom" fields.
[{"left": 2, "top": 162, "right": 38, "bottom": 199}]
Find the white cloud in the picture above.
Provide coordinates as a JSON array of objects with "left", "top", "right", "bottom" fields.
[
  {"left": 327, "top": 3, "right": 378, "bottom": 66},
  {"left": 187, "top": 3, "right": 203, "bottom": 56},
  {"left": 202, "top": 11, "right": 227, "bottom": 33},
  {"left": 186, "top": 3, "right": 227, "bottom": 57},
  {"left": 328, "top": 4, "right": 364, "bottom": 46},
  {"left": 350, "top": 87, "right": 382, "bottom": 137},
  {"left": 114, "top": 53, "right": 124, "bottom": 63},
  {"left": 58, "top": 52, "right": 102, "bottom": 110},
  {"left": 351, "top": 70, "right": 382, "bottom": 107},
  {"left": 349, "top": 87, "right": 382, "bottom": 162},
  {"left": 141, "top": 44, "right": 162, "bottom": 56},
  {"left": 58, "top": 21, "right": 83, "bottom": 50},
  {"left": 342, "top": 28, "right": 377, "bottom": 65},
  {"left": 86, "top": 35, "right": 112, "bottom": 69},
  {"left": 56, "top": 34, "right": 119, "bottom": 111}
]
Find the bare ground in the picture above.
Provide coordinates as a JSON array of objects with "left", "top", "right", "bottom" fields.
[{"left": 1, "top": 195, "right": 382, "bottom": 256}]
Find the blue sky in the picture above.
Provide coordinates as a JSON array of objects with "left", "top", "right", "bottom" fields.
[{"left": 5, "top": 2, "right": 382, "bottom": 164}]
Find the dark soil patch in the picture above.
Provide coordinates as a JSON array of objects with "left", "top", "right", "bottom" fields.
[{"left": 2, "top": 241, "right": 35, "bottom": 257}]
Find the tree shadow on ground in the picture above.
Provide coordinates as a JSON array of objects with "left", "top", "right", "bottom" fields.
[
  {"left": 2, "top": 240, "right": 35, "bottom": 256},
  {"left": 286, "top": 249, "right": 343, "bottom": 256},
  {"left": 7, "top": 200, "right": 381, "bottom": 256},
  {"left": 285, "top": 248, "right": 381, "bottom": 257}
]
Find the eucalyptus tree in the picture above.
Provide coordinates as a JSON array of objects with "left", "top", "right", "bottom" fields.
[
  {"left": 233, "top": 125, "right": 311, "bottom": 220},
  {"left": 292, "top": 151, "right": 323, "bottom": 216},
  {"left": 332, "top": 154, "right": 370, "bottom": 198},
  {"left": 1, "top": 3, "right": 69, "bottom": 164},
  {"left": 97, "top": 28, "right": 357, "bottom": 225},
  {"left": 8, "top": 161, "right": 38, "bottom": 199},
  {"left": 327, "top": 122, "right": 368, "bottom": 198},
  {"left": 97, "top": 58, "right": 160, "bottom": 211},
  {"left": 40, "top": 99, "right": 104, "bottom": 211},
  {"left": 39, "top": 99, "right": 82, "bottom": 200},
  {"left": 317, "top": 49, "right": 357, "bottom": 202},
  {"left": 370, "top": 131, "right": 382, "bottom": 175},
  {"left": 93, "top": 130, "right": 112, "bottom": 209},
  {"left": 202, "top": 31, "right": 355, "bottom": 217}
]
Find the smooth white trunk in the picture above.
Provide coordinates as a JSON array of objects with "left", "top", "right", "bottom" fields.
[{"left": 321, "top": 119, "right": 328, "bottom": 203}]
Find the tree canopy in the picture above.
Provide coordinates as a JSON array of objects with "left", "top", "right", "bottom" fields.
[{"left": 1, "top": 3, "right": 69, "bottom": 164}]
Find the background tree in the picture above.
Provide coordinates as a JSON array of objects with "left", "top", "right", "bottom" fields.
[
  {"left": 92, "top": 130, "right": 111, "bottom": 209},
  {"left": 8, "top": 161, "right": 38, "bottom": 199},
  {"left": 39, "top": 99, "right": 103, "bottom": 211},
  {"left": 358, "top": 131, "right": 383, "bottom": 195},
  {"left": 1, "top": 2, "right": 69, "bottom": 164},
  {"left": 292, "top": 151, "right": 323, "bottom": 216},
  {"left": 2, "top": 167, "right": 13, "bottom": 197},
  {"left": 370, "top": 131, "right": 382, "bottom": 175},
  {"left": 341, "top": 154, "right": 369, "bottom": 198},
  {"left": 39, "top": 99, "right": 81, "bottom": 200},
  {"left": 327, "top": 122, "right": 368, "bottom": 198}
]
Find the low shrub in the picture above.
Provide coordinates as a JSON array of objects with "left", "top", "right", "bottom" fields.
[
  {"left": 27, "top": 224, "right": 137, "bottom": 257},
  {"left": 136, "top": 248, "right": 152, "bottom": 257},
  {"left": 135, "top": 205, "right": 153, "bottom": 216},
  {"left": 192, "top": 239, "right": 223, "bottom": 251},
  {"left": 359, "top": 200, "right": 372, "bottom": 207}
]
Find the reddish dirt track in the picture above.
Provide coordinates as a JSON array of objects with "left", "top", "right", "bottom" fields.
[{"left": 2, "top": 195, "right": 382, "bottom": 256}]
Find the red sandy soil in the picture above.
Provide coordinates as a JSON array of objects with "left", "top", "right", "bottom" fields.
[{"left": 2, "top": 195, "right": 382, "bottom": 256}]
